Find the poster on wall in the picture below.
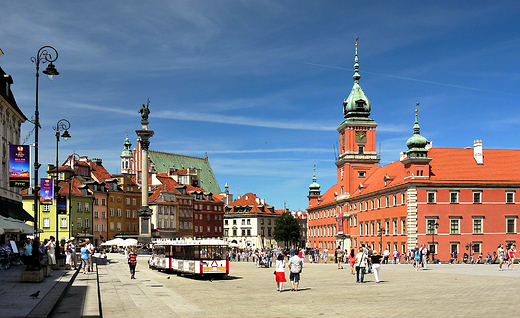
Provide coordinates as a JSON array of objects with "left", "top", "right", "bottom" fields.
[
  {"left": 9, "top": 144, "right": 30, "bottom": 187},
  {"left": 57, "top": 196, "right": 67, "bottom": 214},
  {"left": 40, "top": 178, "right": 54, "bottom": 205}
]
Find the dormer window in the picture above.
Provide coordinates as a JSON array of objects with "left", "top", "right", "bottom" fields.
[{"left": 358, "top": 171, "right": 366, "bottom": 178}]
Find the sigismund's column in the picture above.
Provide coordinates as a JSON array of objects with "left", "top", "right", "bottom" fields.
[{"left": 136, "top": 100, "right": 154, "bottom": 244}]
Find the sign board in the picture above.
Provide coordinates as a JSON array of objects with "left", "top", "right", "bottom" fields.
[
  {"left": 40, "top": 178, "right": 54, "bottom": 205},
  {"left": 9, "top": 145, "right": 30, "bottom": 187}
]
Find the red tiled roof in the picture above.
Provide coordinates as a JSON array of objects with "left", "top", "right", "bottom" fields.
[{"left": 348, "top": 147, "right": 520, "bottom": 200}]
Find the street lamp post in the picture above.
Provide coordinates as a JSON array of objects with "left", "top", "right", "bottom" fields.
[
  {"left": 465, "top": 242, "right": 474, "bottom": 263},
  {"left": 53, "top": 119, "right": 71, "bottom": 244},
  {"left": 30, "top": 46, "right": 59, "bottom": 235},
  {"left": 378, "top": 227, "right": 385, "bottom": 253},
  {"left": 428, "top": 221, "right": 439, "bottom": 262}
]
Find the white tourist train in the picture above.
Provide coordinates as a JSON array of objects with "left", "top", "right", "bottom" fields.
[{"left": 149, "top": 238, "right": 230, "bottom": 277}]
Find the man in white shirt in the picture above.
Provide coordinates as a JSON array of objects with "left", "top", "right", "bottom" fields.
[
  {"left": 85, "top": 239, "right": 94, "bottom": 272},
  {"left": 288, "top": 252, "right": 304, "bottom": 291}
]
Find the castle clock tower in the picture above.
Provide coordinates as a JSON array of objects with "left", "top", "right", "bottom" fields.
[{"left": 336, "top": 39, "right": 380, "bottom": 197}]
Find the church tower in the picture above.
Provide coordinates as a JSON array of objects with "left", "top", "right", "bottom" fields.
[
  {"left": 120, "top": 131, "right": 133, "bottom": 174},
  {"left": 308, "top": 167, "right": 321, "bottom": 207},
  {"left": 336, "top": 39, "right": 380, "bottom": 197}
]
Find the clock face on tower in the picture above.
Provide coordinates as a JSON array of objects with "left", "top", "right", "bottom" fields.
[{"left": 356, "top": 131, "right": 367, "bottom": 143}]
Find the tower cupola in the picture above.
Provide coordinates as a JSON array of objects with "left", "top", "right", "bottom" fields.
[
  {"left": 121, "top": 131, "right": 133, "bottom": 158},
  {"left": 405, "top": 106, "right": 429, "bottom": 159},
  {"left": 342, "top": 38, "right": 374, "bottom": 124},
  {"left": 308, "top": 167, "right": 321, "bottom": 198}
]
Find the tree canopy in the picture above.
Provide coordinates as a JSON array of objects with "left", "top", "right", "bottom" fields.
[{"left": 273, "top": 211, "right": 301, "bottom": 247}]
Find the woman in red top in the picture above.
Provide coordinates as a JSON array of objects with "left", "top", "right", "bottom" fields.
[
  {"left": 128, "top": 247, "right": 138, "bottom": 279},
  {"left": 508, "top": 244, "right": 516, "bottom": 270},
  {"left": 348, "top": 249, "right": 356, "bottom": 275}
]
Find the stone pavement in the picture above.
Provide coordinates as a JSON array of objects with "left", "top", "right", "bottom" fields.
[
  {"left": 3, "top": 254, "right": 519, "bottom": 318},
  {"left": 94, "top": 254, "right": 520, "bottom": 317},
  {"left": 0, "top": 264, "right": 78, "bottom": 318}
]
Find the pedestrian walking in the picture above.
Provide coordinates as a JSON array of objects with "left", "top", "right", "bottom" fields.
[
  {"left": 414, "top": 248, "right": 421, "bottom": 271},
  {"left": 70, "top": 238, "right": 77, "bottom": 269},
  {"left": 80, "top": 243, "right": 90, "bottom": 274},
  {"left": 507, "top": 244, "right": 515, "bottom": 270},
  {"left": 348, "top": 249, "right": 356, "bottom": 275},
  {"left": 85, "top": 239, "right": 94, "bottom": 273},
  {"left": 370, "top": 250, "right": 383, "bottom": 283},
  {"left": 275, "top": 254, "right": 286, "bottom": 292},
  {"left": 64, "top": 238, "right": 72, "bottom": 270},
  {"left": 45, "top": 236, "right": 57, "bottom": 269},
  {"left": 128, "top": 247, "right": 138, "bottom": 279},
  {"left": 288, "top": 252, "right": 304, "bottom": 291},
  {"left": 498, "top": 244, "right": 505, "bottom": 271},
  {"left": 355, "top": 248, "right": 367, "bottom": 283},
  {"left": 336, "top": 246, "right": 343, "bottom": 269}
]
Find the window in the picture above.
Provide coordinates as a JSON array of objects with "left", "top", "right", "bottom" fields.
[
  {"left": 426, "top": 219, "right": 438, "bottom": 235},
  {"left": 110, "top": 222, "right": 114, "bottom": 231},
  {"left": 133, "top": 211, "right": 137, "bottom": 218},
  {"left": 77, "top": 218, "right": 83, "bottom": 228},
  {"left": 94, "top": 224, "right": 99, "bottom": 232},
  {"left": 506, "top": 192, "right": 515, "bottom": 203},
  {"left": 393, "top": 219, "right": 398, "bottom": 235},
  {"left": 506, "top": 217, "right": 517, "bottom": 234},
  {"left": 94, "top": 211, "right": 99, "bottom": 218},
  {"left": 358, "top": 171, "right": 366, "bottom": 178},
  {"left": 126, "top": 210, "right": 130, "bottom": 218},
  {"left": 472, "top": 242, "right": 482, "bottom": 254},
  {"left": 126, "top": 198, "right": 130, "bottom": 205},
  {"left": 117, "top": 209, "right": 121, "bottom": 217},
  {"left": 195, "top": 214, "right": 198, "bottom": 220},
  {"left": 110, "top": 196, "right": 114, "bottom": 202},
  {"left": 85, "top": 218, "right": 90, "bottom": 229},
  {"left": 450, "top": 218, "right": 460, "bottom": 234},
  {"left": 247, "top": 219, "right": 251, "bottom": 225},
  {"left": 133, "top": 198, "right": 137, "bottom": 205},
  {"left": 207, "top": 226, "right": 211, "bottom": 232},
  {"left": 450, "top": 191, "right": 459, "bottom": 204},
  {"left": 427, "top": 191, "right": 436, "bottom": 203},
  {"left": 360, "top": 223, "right": 364, "bottom": 236},
  {"left": 85, "top": 203, "right": 90, "bottom": 212},
  {"left": 43, "top": 218, "right": 50, "bottom": 228},
  {"left": 225, "top": 229, "right": 229, "bottom": 236},
  {"left": 473, "top": 217, "right": 483, "bottom": 234},
  {"left": 207, "top": 214, "right": 210, "bottom": 221},
  {"left": 473, "top": 191, "right": 482, "bottom": 204},
  {"left": 43, "top": 205, "right": 50, "bottom": 212},
  {"left": 268, "top": 219, "right": 271, "bottom": 225},
  {"left": 184, "top": 222, "right": 188, "bottom": 229},
  {"left": 77, "top": 202, "right": 82, "bottom": 212},
  {"left": 117, "top": 222, "right": 121, "bottom": 231},
  {"left": 358, "top": 145, "right": 364, "bottom": 154},
  {"left": 61, "top": 218, "right": 67, "bottom": 228},
  {"left": 242, "top": 219, "right": 245, "bottom": 225},
  {"left": 102, "top": 211, "right": 106, "bottom": 219},
  {"left": 401, "top": 218, "right": 406, "bottom": 235},
  {"left": 102, "top": 199, "right": 106, "bottom": 206},
  {"left": 117, "top": 196, "right": 121, "bottom": 203},
  {"left": 242, "top": 229, "right": 246, "bottom": 236},
  {"left": 450, "top": 242, "right": 459, "bottom": 254},
  {"left": 110, "top": 208, "right": 114, "bottom": 217},
  {"left": 233, "top": 229, "right": 237, "bottom": 236},
  {"left": 233, "top": 220, "right": 237, "bottom": 225},
  {"left": 247, "top": 229, "right": 251, "bottom": 236}
]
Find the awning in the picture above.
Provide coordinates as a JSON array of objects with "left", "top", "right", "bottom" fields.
[
  {"left": 0, "top": 216, "right": 34, "bottom": 234},
  {"left": 0, "top": 199, "right": 34, "bottom": 222}
]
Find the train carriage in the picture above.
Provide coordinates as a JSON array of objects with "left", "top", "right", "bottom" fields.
[{"left": 150, "top": 238, "right": 229, "bottom": 277}]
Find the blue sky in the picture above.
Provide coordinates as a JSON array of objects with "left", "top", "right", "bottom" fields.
[{"left": 2, "top": 1, "right": 520, "bottom": 211}]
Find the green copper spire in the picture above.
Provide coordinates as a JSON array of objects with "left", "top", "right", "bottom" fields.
[
  {"left": 342, "top": 37, "right": 374, "bottom": 123},
  {"left": 121, "top": 130, "right": 133, "bottom": 158},
  {"left": 308, "top": 166, "right": 321, "bottom": 199},
  {"left": 405, "top": 104, "right": 429, "bottom": 158}
]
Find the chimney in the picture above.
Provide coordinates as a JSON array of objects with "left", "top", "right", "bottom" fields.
[{"left": 474, "top": 139, "right": 483, "bottom": 165}]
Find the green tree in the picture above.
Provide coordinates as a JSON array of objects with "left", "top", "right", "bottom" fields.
[{"left": 273, "top": 211, "right": 301, "bottom": 247}]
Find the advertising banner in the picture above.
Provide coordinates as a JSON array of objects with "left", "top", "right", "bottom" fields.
[
  {"left": 40, "top": 178, "right": 54, "bottom": 205},
  {"left": 9, "top": 145, "right": 30, "bottom": 187},
  {"left": 337, "top": 212, "right": 344, "bottom": 234},
  {"left": 57, "top": 196, "right": 67, "bottom": 214}
]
